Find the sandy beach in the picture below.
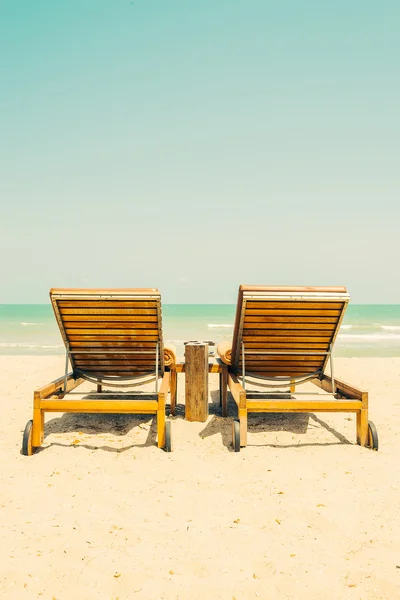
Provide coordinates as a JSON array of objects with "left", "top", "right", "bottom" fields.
[{"left": 0, "top": 356, "right": 399, "bottom": 599}]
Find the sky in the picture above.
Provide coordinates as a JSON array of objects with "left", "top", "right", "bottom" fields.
[{"left": 0, "top": 0, "right": 399, "bottom": 303}]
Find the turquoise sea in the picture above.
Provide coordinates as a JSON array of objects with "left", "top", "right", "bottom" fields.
[{"left": 1, "top": 304, "right": 400, "bottom": 358}]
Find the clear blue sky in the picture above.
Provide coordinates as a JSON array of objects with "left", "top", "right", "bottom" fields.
[{"left": 1, "top": 0, "right": 399, "bottom": 303}]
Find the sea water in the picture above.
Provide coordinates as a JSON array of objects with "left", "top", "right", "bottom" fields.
[{"left": 1, "top": 304, "right": 400, "bottom": 358}]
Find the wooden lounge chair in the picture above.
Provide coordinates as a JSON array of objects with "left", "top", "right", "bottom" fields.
[
  {"left": 218, "top": 285, "right": 378, "bottom": 452},
  {"left": 22, "top": 288, "right": 173, "bottom": 455}
]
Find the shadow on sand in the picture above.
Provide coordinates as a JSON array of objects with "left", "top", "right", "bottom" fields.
[
  {"left": 199, "top": 391, "right": 352, "bottom": 450},
  {"left": 33, "top": 408, "right": 160, "bottom": 454}
]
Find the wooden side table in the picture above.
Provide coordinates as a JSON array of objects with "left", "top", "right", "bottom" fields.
[
  {"left": 185, "top": 342, "right": 208, "bottom": 421},
  {"left": 169, "top": 346, "right": 228, "bottom": 420}
]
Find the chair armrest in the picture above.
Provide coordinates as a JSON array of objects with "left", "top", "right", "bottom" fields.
[{"left": 228, "top": 373, "right": 246, "bottom": 408}]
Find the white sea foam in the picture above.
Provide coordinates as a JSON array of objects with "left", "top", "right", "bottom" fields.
[
  {"left": 40, "top": 344, "right": 64, "bottom": 348},
  {"left": 20, "top": 322, "right": 40, "bottom": 326},
  {"left": 208, "top": 324, "right": 233, "bottom": 329},
  {"left": 338, "top": 333, "right": 400, "bottom": 341},
  {"left": 340, "top": 325, "right": 352, "bottom": 330},
  {"left": 381, "top": 325, "right": 400, "bottom": 330}
]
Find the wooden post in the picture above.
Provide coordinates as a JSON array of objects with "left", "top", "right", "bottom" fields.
[{"left": 185, "top": 342, "right": 209, "bottom": 422}]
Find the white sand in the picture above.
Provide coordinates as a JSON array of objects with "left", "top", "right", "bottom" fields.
[{"left": 0, "top": 356, "right": 400, "bottom": 599}]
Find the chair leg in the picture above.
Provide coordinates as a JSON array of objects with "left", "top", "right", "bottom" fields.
[
  {"left": 221, "top": 367, "right": 228, "bottom": 417},
  {"left": 32, "top": 407, "right": 44, "bottom": 447},
  {"left": 157, "top": 408, "right": 166, "bottom": 448},
  {"left": 170, "top": 369, "right": 177, "bottom": 416},
  {"left": 356, "top": 409, "right": 368, "bottom": 446},
  {"left": 239, "top": 407, "right": 248, "bottom": 447}
]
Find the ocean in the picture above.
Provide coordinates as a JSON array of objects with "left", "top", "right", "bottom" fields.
[{"left": 1, "top": 304, "right": 400, "bottom": 358}]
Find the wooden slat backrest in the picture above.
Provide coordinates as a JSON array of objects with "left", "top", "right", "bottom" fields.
[
  {"left": 231, "top": 285, "right": 349, "bottom": 378},
  {"left": 50, "top": 288, "right": 164, "bottom": 378}
]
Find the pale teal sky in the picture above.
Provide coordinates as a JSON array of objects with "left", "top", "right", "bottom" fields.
[{"left": 1, "top": 1, "right": 399, "bottom": 303}]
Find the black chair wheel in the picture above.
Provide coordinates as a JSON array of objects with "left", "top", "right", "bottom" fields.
[
  {"left": 164, "top": 420, "right": 172, "bottom": 452},
  {"left": 232, "top": 419, "right": 240, "bottom": 452},
  {"left": 22, "top": 420, "right": 34, "bottom": 456},
  {"left": 367, "top": 420, "right": 378, "bottom": 451}
]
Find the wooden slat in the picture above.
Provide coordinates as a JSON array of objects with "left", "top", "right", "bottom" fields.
[
  {"left": 70, "top": 341, "right": 157, "bottom": 348},
  {"left": 246, "top": 301, "right": 345, "bottom": 310},
  {"left": 245, "top": 309, "right": 341, "bottom": 316},
  {"left": 35, "top": 373, "right": 84, "bottom": 399},
  {"left": 245, "top": 364, "right": 320, "bottom": 371},
  {"left": 66, "top": 329, "right": 158, "bottom": 336},
  {"left": 57, "top": 301, "right": 158, "bottom": 308},
  {"left": 75, "top": 360, "right": 159, "bottom": 366},
  {"left": 40, "top": 399, "right": 159, "bottom": 413},
  {"left": 243, "top": 339, "right": 331, "bottom": 346},
  {"left": 64, "top": 322, "right": 158, "bottom": 329},
  {"left": 61, "top": 315, "right": 158, "bottom": 322},
  {"left": 246, "top": 399, "right": 361, "bottom": 412},
  {"left": 76, "top": 370, "right": 156, "bottom": 376},
  {"left": 68, "top": 335, "right": 159, "bottom": 341},
  {"left": 243, "top": 370, "right": 323, "bottom": 375},
  {"left": 60, "top": 308, "right": 158, "bottom": 315},
  {"left": 241, "top": 361, "right": 322, "bottom": 368},
  {"left": 244, "top": 370, "right": 321, "bottom": 376},
  {"left": 240, "top": 354, "right": 326, "bottom": 362},
  {"left": 243, "top": 323, "right": 336, "bottom": 331},
  {"left": 240, "top": 362, "right": 324, "bottom": 367},
  {"left": 80, "top": 365, "right": 155, "bottom": 372},
  {"left": 243, "top": 332, "right": 332, "bottom": 340},
  {"left": 244, "top": 343, "right": 329, "bottom": 349},
  {"left": 244, "top": 316, "right": 339, "bottom": 324},
  {"left": 313, "top": 375, "right": 365, "bottom": 400},
  {"left": 73, "top": 354, "right": 157, "bottom": 361},
  {"left": 245, "top": 368, "right": 318, "bottom": 375}
]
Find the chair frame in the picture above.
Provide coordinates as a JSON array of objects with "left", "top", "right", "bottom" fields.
[
  {"left": 25, "top": 370, "right": 171, "bottom": 454},
  {"left": 22, "top": 289, "right": 172, "bottom": 455},
  {"left": 225, "top": 286, "right": 377, "bottom": 451}
]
